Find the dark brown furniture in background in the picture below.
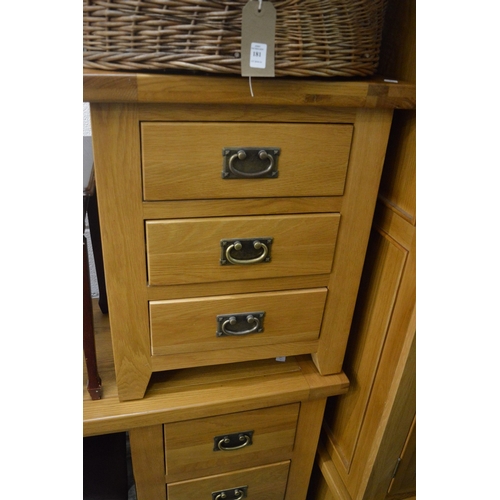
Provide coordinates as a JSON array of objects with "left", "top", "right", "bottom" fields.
[{"left": 83, "top": 136, "right": 106, "bottom": 400}]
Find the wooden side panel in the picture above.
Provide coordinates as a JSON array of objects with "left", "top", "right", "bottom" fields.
[
  {"left": 313, "top": 107, "right": 393, "bottom": 375},
  {"left": 150, "top": 288, "right": 327, "bottom": 355},
  {"left": 285, "top": 398, "right": 326, "bottom": 500},
  {"left": 379, "top": 111, "right": 416, "bottom": 224},
  {"left": 360, "top": 335, "right": 416, "bottom": 500},
  {"left": 321, "top": 215, "right": 416, "bottom": 500},
  {"left": 146, "top": 214, "right": 340, "bottom": 285},
  {"left": 90, "top": 103, "right": 152, "bottom": 401},
  {"left": 313, "top": 442, "right": 353, "bottom": 500},
  {"left": 167, "top": 461, "right": 290, "bottom": 500},
  {"left": 308, "top": 463, "right": 337, "bottom": 500},
  {"left": 142, "top": 122, "right": 353, "bottom": 200},
  {"left": 129, "top": 425, "right": 166, "bottom": 500},
  {"left": 325, "top": 229, "right": 408, "bottom": 470},
  {"left": 164, "top": 404, "right": 299, "bottom": 482}
]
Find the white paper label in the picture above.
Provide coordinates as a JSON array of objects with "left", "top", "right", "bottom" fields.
[{"left": 250, "top": 43, "right": 267, "bottom": 69}]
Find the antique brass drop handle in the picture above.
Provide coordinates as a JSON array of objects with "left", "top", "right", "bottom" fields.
[
  {"left": 221, "top": 315, "right": 260, "bottom": 336},
  {"left": 225, "top": 240, "right": 268, "bottom": 265},
  {"left": 228, "top": 149, "right": 274, "bottom": 177},
  {"left": 217, "top": 434, "right": 252, "bottom": 451},
  {"left": 214, "top": 490, "right": 244, "bottom": 500}
]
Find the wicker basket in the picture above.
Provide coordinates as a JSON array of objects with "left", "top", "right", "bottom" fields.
[{"left": 83, "top": 0, "right": 387, "bottom": 77}]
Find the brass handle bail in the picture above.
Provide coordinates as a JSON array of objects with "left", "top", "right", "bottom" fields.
[
  {"left": 221, "top": 315, "right": 261, "bottom": 336},
  {"left": 226, "top": 240, "right": 268, "bottom": 265},
  {"left": 217, "top": 434, "right": 252, "bottom": 451},
  {"left": 228, "top": 149, "right": 274, "bottom": 177}
]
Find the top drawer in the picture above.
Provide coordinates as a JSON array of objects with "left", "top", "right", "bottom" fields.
[{"left": 141, "top": 122, "right": 353, "bottom": 200}]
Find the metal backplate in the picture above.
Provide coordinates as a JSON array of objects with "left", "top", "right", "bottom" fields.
[
  {"left": 222, "top": 147, "right": 280, "bottom": 179},
  {"left": 216, "top": 312, "right": 265, "bottom": 337},
  {"left": 213, "top": 430, "right": 254, "bottom": 451},
  {"left": 212, "top": 486, "right": 248, "bottom": 500},
  {"left": 220, "top": 237, "right": 273, "bottom": 266}
]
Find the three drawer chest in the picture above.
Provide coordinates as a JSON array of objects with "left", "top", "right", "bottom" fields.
[
  {"left": 84, "top": 71, "right": 414, "bottom": 402},
  {"left": 83, "top": 71, "right": 415, "bottom": 500}
]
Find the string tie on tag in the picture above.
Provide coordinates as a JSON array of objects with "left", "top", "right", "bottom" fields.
[{"left": 258, "top": 0, "right": 262, "bottom": 12}]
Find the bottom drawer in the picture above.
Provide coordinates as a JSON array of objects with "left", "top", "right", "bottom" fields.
[
  {"left": 150, "top": 288, "right": 327, "bottom": 356},
  {"left": 167, "top": 461, "right": 290, "bottom": 500}
]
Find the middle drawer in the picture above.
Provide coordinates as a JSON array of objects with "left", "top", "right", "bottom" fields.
[
  {"left": 164, "top": 404, "right": 299, "bottom": 481},
  {"left": 145, "top": 213, "right": 340, "bottom": 286}
]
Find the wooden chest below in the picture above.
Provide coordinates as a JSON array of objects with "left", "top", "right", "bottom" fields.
[
  {"left": 84, "top": 71, "right": 415, "bottom": 402},
  {"left": 83, "top": 309, "right": 350, "bottom": 500}
]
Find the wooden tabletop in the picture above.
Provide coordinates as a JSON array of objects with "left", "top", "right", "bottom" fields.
[
  {"left": 84, "top": 301, "right": 349, "bottom": 437},
  {"left": 83, "top": 69, "right": 415, "bottom": 109}
]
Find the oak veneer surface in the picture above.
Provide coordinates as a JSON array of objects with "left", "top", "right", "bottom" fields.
[
  {"left": 150, "top": 288, "right": 327, "bottom": 356},
  {"left": 85, "top": 70, "right": 415, "bottom": 401},
  {"left": 83, "top": 301, "right": 349, "bottom": 437},
  {"left": 167, "top": 461, "right": 290, "bottom": 500},
  {"left": 83, "top": 70, "right": 416, "bottom": 109},
  {"left": 141, "top": 122, "right": 352, "bottom": 200},
  {"left": 145, "top": 214, "right": 340, "bottom": 285}
]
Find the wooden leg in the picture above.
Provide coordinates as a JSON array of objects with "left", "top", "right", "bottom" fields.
[
  {"left": 285, "top": 398, "right": 327, "bottom": 500},
  {"left": 129, "top": 426, "right": 166, "bottom": 500},
  {"left": 83, "top": 235, "right": 102, "bottom": 400},
  {"left": 87, "top": 192, "right": 108, "bottom": 314}
]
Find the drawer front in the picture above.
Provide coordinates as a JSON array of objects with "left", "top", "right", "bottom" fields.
[
  {"left": 150, "top": 288, "right": 327, "bottom": 356},
  {"left": 146, "top": 213, "right": 340, "bottom": 286},
  {"left": 167, "top": 461, "right": 289, "bottom": 500},
  {"left": 164, "top": 405, "right": 298, "bottom": 478},
  {"left": 141, "top": 122, "right": 353, "bottom": 200}
]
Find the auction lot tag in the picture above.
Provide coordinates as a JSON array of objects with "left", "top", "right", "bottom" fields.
[{"left": 241, "top": 0, "right": 276, "bottom": 77}]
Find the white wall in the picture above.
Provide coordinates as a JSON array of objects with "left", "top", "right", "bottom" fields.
[
  {"left": 83, "top": 103, "right": 98, "bottom": 297},
  {"left": 83, "top": 102, "right": 92, "bottom": 136}
]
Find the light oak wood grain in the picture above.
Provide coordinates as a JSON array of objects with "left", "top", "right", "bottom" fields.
[
  {"left": 315, "top": 212, "right": 416, "bottom": 500},
  {"left": 322, "top": 215, "right": 416, "bottom": 499},
  {"left": 167, "top": 461, "right": 290, "bottom": 500},
  {"left": 83, "top": 305, "right": 350, "bottom": 437},
  {"left": 379, "top": 111, "right": 416, "bottom": 224},
  {"left": 142, "top": 197, "right": 343, "bottom": 220},
  {"left": 137, "top": 103, "right": 358, "bottom": 124},
  {"left": 327, "top": 229, "right": 408, "bottom": 470},
  {"left": 129, "top": 426, "right": 165, "bottom": 500},
  {"left": 90, "top": 103, "right": 152, "bottom": 402},
  {"left": 150, "top": 339, "right": 320, "bottom": 372},
  {"left": 316, "top": 441, "right": 353, "bottom": 500},
  {"left": 83, "top": 70, "right": 416, "bottom": 109},
  {"left": 164, "top": 404, "right": 299, "bottom": 482},
  {"left": 85, "top": 72, "right": 413, "bottom": 399},
  {"left": 141, "top": 122, "right": 352, "bottom": 200},
  {"left": 150, "top": 288, "right": 327, "bottom": 356},
  {"left": 285, "top": 399, "right": 327, "bottom": 500},
  {"left": 313, "top": 107, "right": 393, "bottom": 375},
  {"left": 146, "top": 274, "right": 331, "bottom": 301},
  {"left": 146, "top": 214, "right": 339, "bottom": 286}
]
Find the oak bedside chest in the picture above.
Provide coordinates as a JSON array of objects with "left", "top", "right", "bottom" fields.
[
  {"left": 83, "top": 71, "right": 415, "bottom": 403},
  {"left": 83, "top": 71, "right": 415, "bottom": 500}
]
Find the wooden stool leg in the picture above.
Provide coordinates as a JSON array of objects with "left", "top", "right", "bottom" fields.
[
  {"left": 84, "top": 235, "right": 102, "bottom": 400},
  {"left": 87, "top": 192, "right": 108, "bottom": 314}
]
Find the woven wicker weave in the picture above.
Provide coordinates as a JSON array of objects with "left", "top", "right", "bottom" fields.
[{"left": 83, "top": 0, "right": 387, "bottom": 77}]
